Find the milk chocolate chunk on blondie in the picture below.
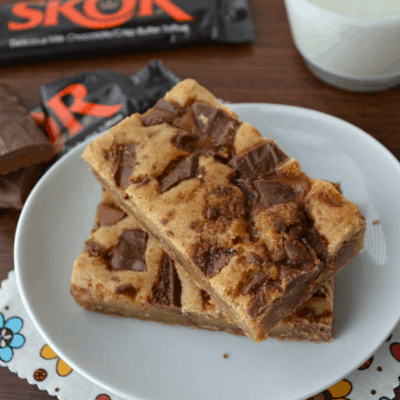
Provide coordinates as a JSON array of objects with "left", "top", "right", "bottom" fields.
[
  {"left": 82, "top": 79, "right": 366, "bottom": 342},
  {"left": 71, "top": 191, "right": 335, "bottom": 342}
]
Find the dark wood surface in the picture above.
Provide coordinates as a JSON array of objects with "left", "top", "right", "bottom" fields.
[{"left": 1, "top": 0, "right": 400, "bottom": 398}]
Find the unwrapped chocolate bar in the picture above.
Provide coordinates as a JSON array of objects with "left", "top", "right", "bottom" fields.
[
  {"left": 0, "top": 84, "right": 54, "bottom": 174},
  {"left": 82, "top": 79, "right": 366, "bottom": 342}
]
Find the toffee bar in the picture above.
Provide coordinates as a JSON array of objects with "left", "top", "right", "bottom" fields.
[
  {"left": 82, "top": 79, "right": 365, "bottom": 342},
  {"left": 71, "top": 191, "right": 335, "bottom": 343}
]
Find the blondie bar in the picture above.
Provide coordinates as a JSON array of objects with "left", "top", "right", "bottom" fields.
[
  {"left": 82, "top": 79, "right": 365, "bottom": 342},
  {"left": 71, "top": 191, "right": 335, "bottom": 342}
]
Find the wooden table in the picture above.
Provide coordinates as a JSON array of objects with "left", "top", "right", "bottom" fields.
[{"left": 1, "top": 0, "right": 400, "bottom": 398}]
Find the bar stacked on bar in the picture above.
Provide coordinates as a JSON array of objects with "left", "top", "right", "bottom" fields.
[
  {"left": 80, "top": 79, "right": 366, "bottom": 342},
  {"left": 71, "top": 190, "right": 335, "bottom": 342}
]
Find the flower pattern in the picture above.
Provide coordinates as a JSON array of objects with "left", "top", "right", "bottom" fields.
[
  {"left": 40, "top": 344, "right": 73, "bottom": 376},
  {"left": 0, "top": 313, "right": 25, "bottom": 362},
  {"left": 307, "top": 379, "right": 352, "bottom": 400}
]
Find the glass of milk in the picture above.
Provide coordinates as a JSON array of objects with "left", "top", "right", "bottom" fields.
[{"left": 284, "top": 0, "right": 400, "bottom": 91}]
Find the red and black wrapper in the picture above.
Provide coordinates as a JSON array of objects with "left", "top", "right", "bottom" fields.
[
  {"left": 0, "top": 0, "right": 253, "bottom": 63},
  {"left": 0, "top": 60, "right": 180, "bottom": 209}
]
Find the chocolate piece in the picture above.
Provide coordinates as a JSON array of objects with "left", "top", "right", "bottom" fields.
[
  {"left": 142, "top": 100, "right": 181, "bottom": 126},
  {"left": 193, "top": 242, "right": 235, "bottom": 278},
  {"left": 85, "top": 241, "right": 105, "bottom": 258},
  {"left": 151, "top": 254, "right": 182, "bottom": 309},
  {"left": 0, "top": 84, "right": 54, "bottom": 174},
  {"left": 241, "top": 271, "right": 268, "bottom": 295},
  {"left": 173, "top": 129, "right": 203, "bottom": 152},
  {"left": 160, "top": 153, "right": 201, "bottom": 193},
  {"left": 95, "top": 203, "right": 127, "bottom": 228},
  {"left": 115, "top": 284, "right": 137, "bottom": 301},
  {"left": 247, "top": 291, "right": 267, "bottom": 319},
  {"left": 246, "top": 253, "right": 265, "bottom": 266},
  {"left": 229, "top": 142, "right": 288, "bottom": 179},
  {"left": 108, "top": 230, "right": 148, "bottom": 271},
  {"left": 284, "top": 237, "right": 314, "bottom": 268},
  {"left": 0, "top": 164, "right": 41, "bottom": 209},
  {"left": 254, "top": 179, "right": 297, "bottom": 207},
  {"left": 113, "top": 144, "right": 137, "bottom": 188}
]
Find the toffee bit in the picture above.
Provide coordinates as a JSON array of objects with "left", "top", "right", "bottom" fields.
[
  {"left": 223, "top": 353, "right": 229, "bottom": 359},
  {"left": 372, "top": 220, "right": 380, "bottom": 225}
]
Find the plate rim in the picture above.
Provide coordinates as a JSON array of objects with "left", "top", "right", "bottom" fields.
[{"left": 14, "top": 102, "right": 400, "bottom": 400}]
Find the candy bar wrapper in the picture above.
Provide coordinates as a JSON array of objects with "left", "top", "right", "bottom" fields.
[
  {"left": 31, "top": 60, "right": 179, "bottom": 160},
  {"left": 0, "top": 0, "right": 253, "bottom": 63},
  {"left": 0, "top": 60, "right": 179, "bottom": 209}
]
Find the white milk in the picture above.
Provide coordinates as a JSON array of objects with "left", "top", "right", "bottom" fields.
[
  {"left": 284, "top": 0, "right": 400, "bottom": 91},
  {"left": 308, "top": 0, "right": 400, "bottom": 19}
]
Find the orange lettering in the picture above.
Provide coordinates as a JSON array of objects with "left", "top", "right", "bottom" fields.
[
  {"left": 47, "top": 83, "right": 123, "bottom": 136},
  {"left": 44, "top": 0, "right": 135, "bottom": 29},
  {"left": 83, "top": 0, "right": 136, "bottom": 27},
  {"left": 8, "top": 0, "right": 193, "bottom": 32},
  {"left": 139, "top": 0, "right": 193, "bottom": 21},
  {"left": 8, "top": 2, "right": 44, "bottom": 31}
]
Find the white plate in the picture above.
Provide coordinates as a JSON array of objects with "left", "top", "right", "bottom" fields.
[{"left": 15, "top": 104, "right": 400, "bottom": 400}]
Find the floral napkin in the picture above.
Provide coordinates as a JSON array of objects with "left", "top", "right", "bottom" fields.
[{"left": 0, "top": 270, "right": 399, "bottom": 400}]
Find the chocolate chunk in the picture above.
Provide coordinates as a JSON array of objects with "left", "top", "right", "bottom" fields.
[
  {"left": 247, "top": 291, "right": 267, "bottom": 319},
  {"left": 241, "top": 271, "right": 268, "bottom": 295},
  {"left": 176, "top": 108, "right": 203, "bottom": 135},
  {"left": 192, "top": 102, "right": 237, "bottom": 148},
  {"left": 0, "top": 84, "right": 54, "bottom": 174},
  {"left": 209, "top": 112, "right": 237, "bottom": 148},
  {"left": 284, "top": 236, "right": 313, "bottom": 268},
  {"left": 247, "top": 253, "right": 265, "bottom": 266},
  {"left": 304, "top": 226, "right": 328, "bottom": 262},
  {"left": 193, "top": 242, "right": 234, "bottom": 277},
  {"left": 162, "top": 101, "right": 238, "bottom": 153},
  {"left": 0, "top": 164, "right": 42, "bottom": 209},
  {"left": 200, "top": 290, "right": 212, "bottom": 308},
  {"left": 108, "top": 230, "right": 148, "bottom": 271},
  {"left": 213, "top": 253, "right": 234, "bottom": 274},
  {"left": 95, "top": 203, "right": 127, "bottom": 228},
  {"left": 173, "top": 129, "right": 202, "bottom": 151},
  {"left": 206, "top": 206, "right": 219, "bottom": 220},
  {"left": 113, "top": 143, "right": 137, "bottom": 188},
  {"left": 115, "top": 283, "right": 137, "bottom": 301},
  {"left": 192, "top": 102, "right": 219, "bottom": 132},
  {"left": 142, "top": 99, "right": 181, "bottom": 126},
  {"left": 159, "top": 153, "right": 201, "bottom": 193},
  {"left": 254, "top": 179, "right": 296, "bottom": 208},
  {"left": 85, "top": 241, "right": 105, "bottom": 257},
  {"left": 151, "top": 254, "right": 182, "bottom": 309},
  {"left": 229, "top": 142, "right": 288, "bottom": 179},
  {"left": 235, "top": 179, "right": 259, "bottom": 207}
]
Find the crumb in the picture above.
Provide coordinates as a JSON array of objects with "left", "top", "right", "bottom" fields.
[
  {"left": 223, "top": 353, "right": 228, "bottom": 359},
  {"left": 373, "top": 220, "right": 380, "bottom": 225}
]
